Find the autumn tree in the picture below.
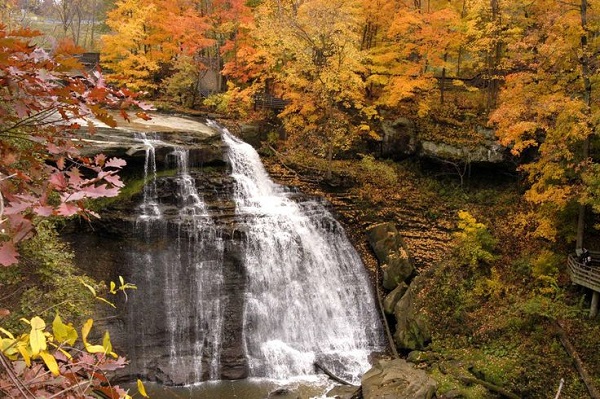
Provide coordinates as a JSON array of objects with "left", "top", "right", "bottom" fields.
[
  {"left": 0, "top": 25, "right": 148, "bottom": 266},
  {"left": 364, "top": 0, "right": 463, "bottom": 114},
  {"left": 490, "top": 0, "right": 600, "bottom": 244},
  {"left": 101, "top": 0, "right": 162, "bottom": 92},
  {"left": 228, "top": 0, "right": 376, "bottom": 178}
]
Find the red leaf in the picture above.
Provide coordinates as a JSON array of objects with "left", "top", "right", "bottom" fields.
[
  {"left": 47, "top": 143, "right": 62, "bottom": 155},
  {"left": 93, "top": 386, "right": 121, "bottom": 399},
  {"left": 105, "top": 158, "right": 126, "bottom": 168},
  {"left": 0, "top": 241, "right": 19, "bottom": 266},
  {"left": 56, "top": 157, "right": 66, "bottom": 170},
  {"left": 61, "top": 191, "right": 86, "bottom": 202},
  {"left": 49, "top": 172, "right": 68, "bottom": 190},
  {"left": 33, "top": 205, "right": 53, "bottom": 216},
  {"left": 94, "top": 153, "right": 106, "bottom": 166},
  {"left": 4, "top": 196, "right": 34, "bottom": 215},
  {"left": 103, "top": 174, "right": 124, "bottom": 188},
  {"left": 82, "top": 184, "right": 120, "bottom": 198},
  {"left": 7, "top": 214, "right": 33, "bottom": 242},
  {"left": 56, "top": 202, "right": 79, "bottom": 217},
  {"left": 66, "top": 168, "right": 83, "bottom": 187},
  {"left": 14, "top": 101, "right": 29, "bottom": 118}
]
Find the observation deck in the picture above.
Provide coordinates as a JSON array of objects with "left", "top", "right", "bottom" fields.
[{"left": 567, "top": 250, "right": 600, "bottom": 317}]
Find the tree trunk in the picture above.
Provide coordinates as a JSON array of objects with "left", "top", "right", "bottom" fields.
[
  {"left": 576, "top": 0, "right": 593, "bottom": 251},
  {"left": 440, "top": 52, "right": 447, "bottom": 104},
  {"left": 326, "top": 140, "right": 333, "bottom": 180},
  {"left": 556, "top": 320, "right": 600, "bottom": 399}
]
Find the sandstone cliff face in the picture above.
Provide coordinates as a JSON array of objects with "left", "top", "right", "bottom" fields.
[{"left": 65, "top": 116, "right": 254, "bottom": 384}]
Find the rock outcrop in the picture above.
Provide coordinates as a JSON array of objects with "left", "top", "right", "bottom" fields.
[
  {"left": 366, "top": 222, "right": 431, "bottom": 351},
  {"left": 361, "top": 358, "right": 437, "bottom": 399},
  {"left": 380, "top": 118, "right": 506, "bottom": 164},
  {"left": 366, "top": 222, "right": 414, "bottom": 290},
  {"left": 380, "top": 118, "right": 418, "bottom": 159},
  {"left": 392, "top": 276, "right": 431, "bottom": 351}
]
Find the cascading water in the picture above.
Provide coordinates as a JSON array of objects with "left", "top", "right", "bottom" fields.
[
  {"left": 136, "top": 133, "right": 161, "bottom": 219},
  {"left": 120, "top": 123, "right": 383, "bottom": 388},
  {"left": 215, "top": 122, "right": 385, "bottom": 383},
  {"left": 126, "top": 135, "right": 225, "bottom": 383}
]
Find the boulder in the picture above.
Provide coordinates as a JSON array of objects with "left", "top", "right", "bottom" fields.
[
  {"left": 326, "top": 385, "right": 361, "bottom": 399},
  {"left": 382, "top": 251, "right": 413, "bottom": 290},
  {"left": 393, "top": 277, "right": 431, "bottom": 351},
  {"left": 366, "top": 223, "right": 414, "bottom": 289},
  {"left": 383, "top": 283, "right": 409, "bottom": 315},
  {"left": 239, "top": 122, "right": 264, "bottom": 148},
  {"left": 361, "top": 358, "right": 437, "bottom": 399}
]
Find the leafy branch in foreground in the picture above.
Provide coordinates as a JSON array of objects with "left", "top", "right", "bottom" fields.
[
  {"left": 0, "top": 24, "right": 153, "bottom": 266},
  {"left": 0, "top": 314, "right": 148, "bottom": 398}
]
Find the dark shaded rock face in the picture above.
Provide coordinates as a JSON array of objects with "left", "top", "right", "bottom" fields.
[{"left": 64, "top": 127, "right": 252, "bottom": 385}]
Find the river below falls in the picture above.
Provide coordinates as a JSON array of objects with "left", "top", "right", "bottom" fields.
[{"left": 125, "top": 378, "right": 340, "bottom": 399}]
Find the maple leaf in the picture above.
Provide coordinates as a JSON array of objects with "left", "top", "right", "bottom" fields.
[
  {"left": 103, "top": 174, "right": 125, "bottom": 188},
  {"left": 105, "top": 158, "right": 127, "bottom": 169},
  {"left": 94, "top": 154, "right": 107, "bottom": 167},
  {"left": 48, "top": 172, "right": 68, "bottom": 190},
  {"left": 33, "top": 206, "right": 53, "bottom": 217},
  {"left": 0, "top": 241, "right": 19, "bottom": 266},
  {"left": 56, "top": 202, "right": 80, "bottom": 217}
]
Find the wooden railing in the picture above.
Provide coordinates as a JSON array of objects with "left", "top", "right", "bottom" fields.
[
  {"left": 567, "top": 252, "right": 600, "bottom": 292},
  {"left": 253, "top": 93, "right": 289, "bottom": 110}
]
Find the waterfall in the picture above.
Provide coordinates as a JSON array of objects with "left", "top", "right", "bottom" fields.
[
  {"left": 128, "top": 136, "right": 225, "bottom": 383},
  {"left": 123, "top": 125, "right": 384, "bottom": 386},
  {"left": 216, "top": 123, "right": 385, "bottom": 383},
  {"left": 136, "top": 133, "right": 161, "bottom": 219}
]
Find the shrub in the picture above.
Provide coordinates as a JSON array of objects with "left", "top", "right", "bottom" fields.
[{"left": 453, "top": 210, "right": 497, "bottom": 269}]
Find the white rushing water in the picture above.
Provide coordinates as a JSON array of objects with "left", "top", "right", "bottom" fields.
[
  {"left": 128, "top": 125, "right": 384, "bottom": 386},
  {"left": 132, "top": 136, "right": 225, "bottom": 382},
  {"left": 216, "top": 122, "right": 385, "bottom": 383},
  {"left": 136, "top": 133, "right": 162, "bottom": 219}
]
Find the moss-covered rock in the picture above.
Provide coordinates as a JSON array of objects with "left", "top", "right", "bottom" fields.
[
  {"left": 393, "top": 276, "right": 431, "bottom": 351},
  {"left": 383, "top": 282, "right": 409, "bottom": 315}
]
